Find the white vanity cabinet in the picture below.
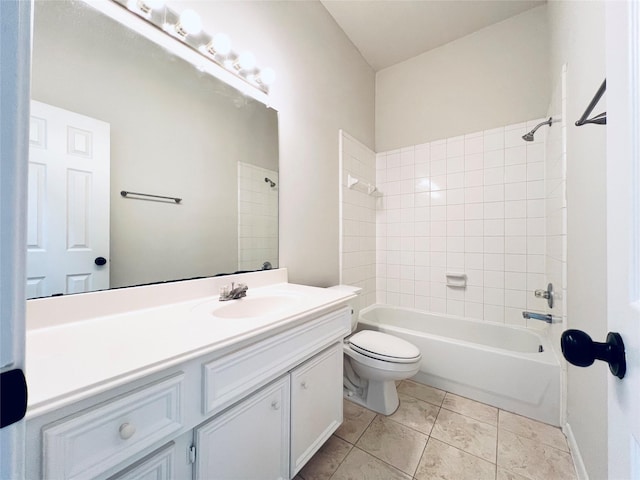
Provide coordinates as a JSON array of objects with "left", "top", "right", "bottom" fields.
[
  {"left": 27, "top": 304, "right": 351, "bottom": 480},
  {"left": 195, "top": 342, "right": 343, "bottom": 480}
]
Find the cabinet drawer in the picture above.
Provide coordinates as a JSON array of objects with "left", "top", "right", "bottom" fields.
[
  {"left": 43, "top": 374, "right": 184, "bottom": 480},
  {"left": 108, "top": 442, "right": 175, "bottom": 480},
  {"left": 203, "top": 307, "right": 349, "bottom": 415}
]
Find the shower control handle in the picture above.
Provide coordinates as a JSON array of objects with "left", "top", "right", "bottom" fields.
[
  {"left": 560, "top": 329, "right": 626, "bottom": 379},
  {"left": 534, "top": 283, "right": 554, "bottom": 308}
]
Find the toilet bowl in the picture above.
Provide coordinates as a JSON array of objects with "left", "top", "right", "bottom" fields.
[
  {"left": 343, "top": 330, "right": 421, "bottom": 415},
  {"left": 328, "top": 285, "right": 422, "bottom": 415}
]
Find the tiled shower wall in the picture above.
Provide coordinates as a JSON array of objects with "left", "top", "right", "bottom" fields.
[
  {"left": 237, "top": 162, "right": 279, "bottom": 271},
  {"left": 339, "top": 131, "right": 376, "bottom": 310},
  {"left": 376, "top": 120, "right": 550, "bottom": 326}
]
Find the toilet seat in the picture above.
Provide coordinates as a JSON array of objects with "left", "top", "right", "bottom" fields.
[{"left": 348, "top": 330, "right": 421, "bottom": 364}]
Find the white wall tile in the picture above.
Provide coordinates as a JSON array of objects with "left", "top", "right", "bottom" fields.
[
  {"left": 448, "top": 172, "right": 465, "bottom": 189},
  {"left": 374, "top": 117, "right": 552, "bottom": 325},
  {"left": 505, "top": 164, "right": 527, "bottom": 183},
  {"left": 484, "top": 304, "right": 505, "bottom": 323},
  {"left": 431, "top": 141, "right": 446, "bottom": 161},
  {"left": 465, "top": 219, "right": 484, "bottom": 236},
  {"left": 484, "top": 131, "right": 504, "bottom": 151},
  {"left": 484, "top": 287, "right": 505, "bottom": 306},
  {"left": 527, "top": 162, "right": 545, "bottom": 181},
  {"left": 484, "top": 219, "right": 505, "bottom": 236},
  {"left": 484, "top": 149, "right": 504, "bottom": 168},
  {"left": 505, "top": 146, "right": 526, "bottom": 166},
  {"left": 484, "top": 167, "right": 504, "bottom": 185},
  {"left": 484, "top": 202, "right": 505, "bottom": 219},
  {"left": 465, "top": 186, "right": 484, "bottom": 204},
  {"left": 465, "top": 153, "right": 484, "bottom": 171},
  {"left": 505, "top": 254, "right": 527, "bottom": 272},
  {"left": 483, "top": 184, "right": 504, "bottom": 202},
  {"left": 505, "top": 271, "right": 527, "bottom": 290},
  {"left": 464, "top": 170, "right": 484, "bottom": 187},
  {"left": 484, "top": 270, "right": 505, "bottom": 288},
  {"left": 465, "top": 134, "right": 484, "bottom": 155},
  {"left": 505, "top": 182, "right": 527, "bottom": 201}
]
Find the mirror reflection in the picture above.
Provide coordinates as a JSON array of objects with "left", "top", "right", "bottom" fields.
[{"left": 27, "top": 0, "right": 279, "bottom": 299}]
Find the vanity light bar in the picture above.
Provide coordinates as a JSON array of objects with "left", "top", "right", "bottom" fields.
[{"left": 114, "top": 0, "right": 275, "bottom": 94}]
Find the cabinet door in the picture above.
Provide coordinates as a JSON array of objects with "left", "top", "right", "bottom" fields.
[
  {"left": 195, "top": 376, "right": 290, "bottom": 480},
  {"left": 290, "top": 343, "right": 343, "bottom": 477}
]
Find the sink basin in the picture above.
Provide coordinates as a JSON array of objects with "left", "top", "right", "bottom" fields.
[{"left": 209, "top": 295, "right": 302, "bottom": 319}]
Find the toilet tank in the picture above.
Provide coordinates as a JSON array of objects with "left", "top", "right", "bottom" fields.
[{"left": 327, "top": 285, "right": 362, "bottom": 332}]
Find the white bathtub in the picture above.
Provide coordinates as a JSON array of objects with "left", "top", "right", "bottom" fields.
[{"left": 358, "top": 304, "right": 561, "bottom": 425}]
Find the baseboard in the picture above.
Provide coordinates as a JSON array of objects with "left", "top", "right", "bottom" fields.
[{"left": 564, "top": 422, "right": 589, "bottom": 480}]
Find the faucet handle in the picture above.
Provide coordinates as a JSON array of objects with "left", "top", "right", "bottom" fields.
[
  {"left": 219, "top": 285, "right": 230, "bottom": 299},
  {"left": 534, "top": 283, "right": 554, "bottom": 308}
]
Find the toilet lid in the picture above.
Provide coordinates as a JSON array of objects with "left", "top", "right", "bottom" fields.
[{"left": 349, "top": 330, "right": 421, "bottom": 362}]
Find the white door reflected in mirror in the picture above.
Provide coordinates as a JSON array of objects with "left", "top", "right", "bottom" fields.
[{"left": 26, "top": 100, "right": 110, "bottom": 299}]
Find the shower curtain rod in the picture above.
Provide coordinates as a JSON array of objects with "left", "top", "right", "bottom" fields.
[{"left": 575, "top": 79, "right": 607, "bottom": 126}]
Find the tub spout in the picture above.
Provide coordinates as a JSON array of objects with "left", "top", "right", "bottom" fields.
[{"left": 522, "top": 311, "right": 553, "bottom": 323}]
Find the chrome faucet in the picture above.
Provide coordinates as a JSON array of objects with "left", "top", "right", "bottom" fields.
[
  {"left": 219, "top": 282, "right": 248, "bottom": 301},
  {"left": 522, "top": 311, "right": 553, "bottom": 323}
]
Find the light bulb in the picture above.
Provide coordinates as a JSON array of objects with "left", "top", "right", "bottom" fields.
[
  {"left": 212, "top": 33, "right": 232, "bottom": 56},
  {"left": 177, "top": 9, "right": 202, "bottom": 36},
  {"left": 259, "top": 68, "right": 276, "bottom": 86},
  {"left": 237, "top": 51, "right": 256, "bottom": 71}
]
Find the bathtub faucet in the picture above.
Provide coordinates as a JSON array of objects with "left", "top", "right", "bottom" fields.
[{"left": 522, "top": 311, "right": 553, "bottom": 323}]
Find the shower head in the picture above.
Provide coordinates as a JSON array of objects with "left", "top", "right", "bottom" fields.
[{"left": 522, "top": 117, "right": 553, "bottom": 142}]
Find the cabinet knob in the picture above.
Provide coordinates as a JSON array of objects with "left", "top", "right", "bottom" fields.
[
  {"left": 301, "top": 381, "right": 308, "bottom": 390},
  {"left": 119, "top": 422, "right": 136, "bottom": 440},
  {"left": 271, "top": 400, "right": 280, "bottom": 410}
]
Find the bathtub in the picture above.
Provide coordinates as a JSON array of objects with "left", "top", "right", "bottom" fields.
[{"left": 358, "top": 304, "right": 561, "bottom": 426}]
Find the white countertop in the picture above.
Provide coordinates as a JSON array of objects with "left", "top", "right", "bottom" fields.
[{"left": 26, "top": 281, "right": 354, "bottom": 418}]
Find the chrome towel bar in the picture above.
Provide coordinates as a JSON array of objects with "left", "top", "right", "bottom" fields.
[{"left": 120, "top": 190, "right": 182, "bottom": 203}]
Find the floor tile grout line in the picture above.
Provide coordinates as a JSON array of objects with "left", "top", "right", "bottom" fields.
[
  {"left": 497, "top": 409, "right": 571, "bottom": 454},
  {"left": 410, "top": 434, "right": 431, "bottom": 479},
  {"left": 427, "top": 433, "right": 499, "bottom": 467},
  {"left": 498, "top": 430, "right": 571, "bottom": 455},
  {"left": 496, "top": 423, "right": 571, "bottom": 454},
  {"left": 384, "top": 404, "right": 441, "bottom": 437},
  {"left": 341, "top": 444, "right": 417, "bottom": 480},
  {"left": 324, "top": 441, "right": 354, "bottom": 480},
  {"left": 354, "top": 414, "right": 429, "bottom": 477},
  {"left": 438, "top": 405, "right": 499, "bottom": 428}
]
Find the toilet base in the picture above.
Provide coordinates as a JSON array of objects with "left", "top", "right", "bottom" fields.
[{"left": 343, "top": 379, "right": 400, "bottom": 416}]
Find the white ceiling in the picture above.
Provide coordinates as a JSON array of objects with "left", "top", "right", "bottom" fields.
[{"left": 321, "top": 0, "right": 545, "bottom": 71}]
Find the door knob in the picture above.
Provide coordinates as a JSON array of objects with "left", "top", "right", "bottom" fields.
[
  {"left": 560, "top": 329, "right": 626, "bottom": 379},
  {"left": 94, "top": 256, "right": 107, "bottom": 266}
]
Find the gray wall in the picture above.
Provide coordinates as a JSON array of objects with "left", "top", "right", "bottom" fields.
[
  {"left": 178, "top": 0, "right": 376, "bottom": 287},
  {"left": 375, "top": 5, "right": 549, "bottom": 151},
  {"left": 548, "top": 1, "right": 608, "bottom": 478}
]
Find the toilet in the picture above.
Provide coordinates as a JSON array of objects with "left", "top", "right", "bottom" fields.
[{"left": 330, "top": 286, "right": 422, "bottom": 415}]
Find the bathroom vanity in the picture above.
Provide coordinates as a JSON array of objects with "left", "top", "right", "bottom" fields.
[{"left": 24, "top": 270, "right": 353, "bottom": 480}]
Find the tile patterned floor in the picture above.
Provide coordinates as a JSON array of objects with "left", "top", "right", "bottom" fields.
[{"left": 295, "top": 380, "right": 577, "bottom": 480}]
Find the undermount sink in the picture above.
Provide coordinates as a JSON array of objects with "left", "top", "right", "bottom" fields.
[{"left": 208, "top": 295, "right": 302, "bottom": 319}]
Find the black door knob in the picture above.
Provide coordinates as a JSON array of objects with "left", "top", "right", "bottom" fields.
[
  {"left": 94, "top": 256, "right": 107, "bottom": 266},
  {"left": 560, "top": 329, "right": 626, "bottom": 379}
]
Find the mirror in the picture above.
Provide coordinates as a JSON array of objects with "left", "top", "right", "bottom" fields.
[{"left": 27, "top": 0, "right": 279, "bottom": 299}]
